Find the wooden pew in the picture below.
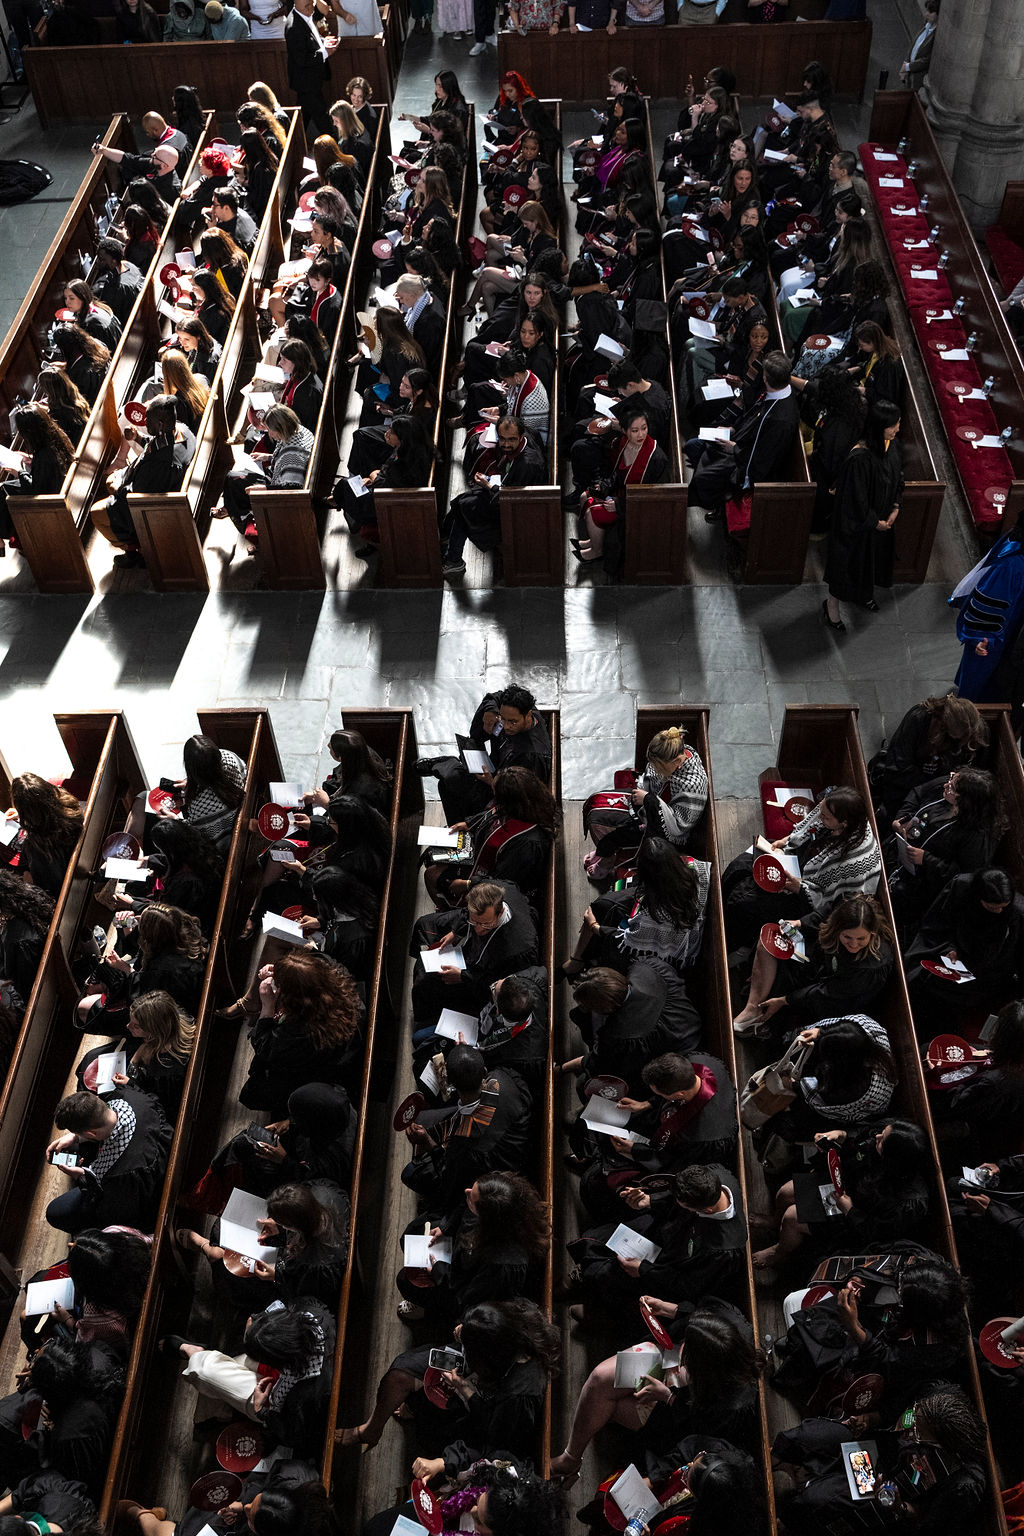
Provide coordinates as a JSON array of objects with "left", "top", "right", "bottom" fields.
[
  {"left": 985, "top": 181, "right": 1024, "bottom": 296},
  {"left": 98, "top": 708, "right": 284, "bottom": 1520},
  {"left": 865, "top": 90, "right": 1024, "bottom": 538},
  {"left": 5, "top": 113, "right": 220, "bottom": 593},
  {"left": 122, "top": 109, "right": 307, "bottom": 591},
  {"left": 755, "top": 705, "right": 1005, "bottom": 1536},
  {"left": 377, "top": 108, "right": 477, "bottom": 589},
  {"left": 25, "top": 36, "right": 394, "bottom": 127},
  {"left": 246, "top": 108, "right": 392, "bottom": 591},
  {"left": 0, "top": 114, "right": 132, "bottom": 426},
  {"left": 889, "top": 364, "right": 945, "bottom": 583},
  {"left": 621, "top": 107, "right": 689, "bottom": 585},
  {"left": 496, "top": 17, "right": 872, "bottom": 105},
  {"left": 633, "top": 707, "right": 778, "bottom": 1533},
  {"left": 0, "top": 713, "right": 146, "bottom": 1253},
  {"left": 500, "top": 106, "right": 565, "bottom": 588}
]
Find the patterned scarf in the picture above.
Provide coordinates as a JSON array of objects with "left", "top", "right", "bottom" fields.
[
  {"left": 89, "top": 1098, "right": 137, "bottom": 1182},
  {"left": 266, "top": 1312, "right": 326, "bottom": 1411}
]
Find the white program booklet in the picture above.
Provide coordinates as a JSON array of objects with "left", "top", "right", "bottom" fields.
[
  {"left": 94, "top": 1049, "right": 127, "bottom": 1094},
  {"left": 762, "top": 147, "right": 788, "bottom": 162},
  {"left": 689, "top": 317, "right": 717, "bottom": 340},
  {"left": 421, "top": 945, "right": 466, "bottom": 974},
  {"left": 699, "top": 426, "right": 732, "bottom": 443},
  {"left": 461, "top": 748, "right": 491, "bottom": 774},
  {"left": 595, "top": 332, "right": 625, "bottom": 360},
  {"left": 220, "top": 1189, "right": 276, "bottom": 1264},
  {"left": 583, "top": 1095, "right": 650, "bottom": 1146},
  {"left": 435, "top": 1009, "right": 479, "bottom": 1046},
  {"left": 609, "top": 1465, "right": 662, "bottom": 1523},
  {"left": 613, "top": 1344, "right": 662, "bottom": 1389},
  {"left": 403, "top": 1233, "right": 453, "bottom": 1269},
  {"left": 605, "top": 1224, "right": 661, "bottom": 1264},
  {"left": 701, "top": 377, "right": 734, "bottom": 401},
  {"left": 25, "top": 1276, "right": 75, "bottom": 1316},
  {"left": 262, "top": 910, "right": 305, "bottom": 945},
  {"left": 104, "top": 857, "right": 148, "bottom": 881},
  {"left": 269, "top": 782, "right": 304, "bottom": 807},
  {"left": 417, "top": 825, "right": 462, "bottom": 848}
]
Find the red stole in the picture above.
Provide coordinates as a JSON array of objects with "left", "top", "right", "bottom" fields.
[
  {"left": 471, "top": 815, "right": 533, "bottom": 879},
  {"left": 615, "top": 432, "right": 658, "bottom": 484},
  {"left": 652, "top": 1063, "right": 717, "bottom": 1150},
  {"left": 471, "top": 434, "right": 527, "bottom": 479},
  {"left": 282, "top": 375, "right": 300, "bottom": 408},
  {"left": 310, "top": 284, "right": 336, "bottom": 326}
]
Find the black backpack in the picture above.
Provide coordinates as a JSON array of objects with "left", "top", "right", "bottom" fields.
[{"left": 0, "top": 159, "right": 52, "bottom": 204}]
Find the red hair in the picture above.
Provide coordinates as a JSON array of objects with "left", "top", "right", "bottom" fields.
[
  {"left": 499, "top": 70, "right": 535, "bottom": 106},
  {"left": 201, "top": 147, "right": 232, "bottom": 177}
]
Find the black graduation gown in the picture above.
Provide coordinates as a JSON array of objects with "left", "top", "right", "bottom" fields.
[
  {"left": 389, "top": 1345, "right": 547, "bottom": 1475},
  {"left": 871, "top": 703, "right": 983, "bottom": 823},
  {"left": 239, "top": 1014, "right": 363, "bottom": 1115},
  {"left": 574, "top": 957, "right": 704, "bottom": 1095},
  {"left": 409, "top": 879, "right": 539, "bottom": 1024},
  {"left": 401, "top": 1067, "right": 533, "bottom": 1219},
  {"left": 0, "top": 915, "right": 46, "bottom": 1004},
  {"left": 257, "top": 1297, "right": 336, "bottom": 1459},
  {"left": 397, "top": 1207, "right": 536, "bottom": 1322},
  {"left": 70, "top": 1085, "right": 172, "bottom": 1232},
  {"left": 824, "top": 443, "right": 879, "bottom": 604},
  {"left": 775, "top": 915, "right": 894, "bottom": 1018},
  {"left": 20, "top": 830, "right": 79, "bottom": 899}
]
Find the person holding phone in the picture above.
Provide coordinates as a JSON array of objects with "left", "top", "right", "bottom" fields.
[{"left": 44, "top": 1087, "right": 171, "bottom": 1236}]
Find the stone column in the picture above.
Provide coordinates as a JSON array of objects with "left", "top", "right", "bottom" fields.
[{"left": 924, "top": 0, "right": 1024, "bottom": 226}]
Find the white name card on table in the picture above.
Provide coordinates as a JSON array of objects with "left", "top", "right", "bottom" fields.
[
  {"left": 25, "top": 1277, "right": 75, "bottom": 1316},
  {"left": 873, "top": 151, "right": 899, "bottom": 162},
  {"left": 417, "top": 825, "right": 461, "bottom": 849},
  {"left": 0, "top": 444, "right": 24, "bottom": 472},
  {"left": 924, "top": 310, "right": 954, "bottom": 322},
  {"left": 595, "top": 333, "right": 625, "bottom": 360},
  {"left": 688, "top": 317, "right": 717, "bottom": 340},
  {"left": 971, "top": 435, "right": 1005, "bottom": 449},
  {"left": 609, "top": 1465, "right": 662, "bottom": 1524},
  {"left": 0, "top": 817, "right": 19, "bottom": 847},
  {"left": 910, "top": 268, "right": 939, "bottom": 280},
  {"left": 878, "top": 176, "right": 905, "bottom": 188},
  {"left": 772, "top": 98, "right": 797, "bottom": 121},
  {"left": 435, "top": 1009, "right": 479, "bottom": 1046},
  {"left": 605, "top": 1224, "right": 661, "bottom": 1264},
  {"left": 762, "top": 148, "right": 788, "bottom": 162},
  {"left": 701, "top": 377, "right": 734, "bottom": 402},
  {"left": 583, "top": 1095, "right": 650, "bottom": 1146},
  {"left": 220, "top": 1189, "right": 276, "bottom": 1264},
  {"left": 270, "top": 782, "right": 304, "bottom": 808},
  {"left": 613, "top": 1345, "right": 662, "bottom": 1389},
  {"left": 461, "top": 748, "right": 491, "bottom": 774},
  {"left": 888, "top": 206, "right": 917, "bottom": 217},
  {"left": 262, "top": 910, "right": 305, "bottom": 945},
  {"left": 94, "top": 1049, "right": 127, "bottom": 1094},
  {"left": 699, "top": 427, "right": 732, "bottom": 443},
  {"left": 403, "top": 1233, "right": 452, "bottom": 1269},
  {"left": 420, "top": 944, "right": 466, "bottom": 974},
  {"left": 958, "top": 388, "right": 988, "bottom": 401},
  {"left": 254, "top": 362, "right": 286, "bottom": 384},
  {"left": 936, "top": 348, "right": 970, "bottom": 361},
  {"left": 103, "top": 857, "right": 148, "bottom": 881}
]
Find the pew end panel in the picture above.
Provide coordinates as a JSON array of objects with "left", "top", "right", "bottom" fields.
[
  {"left": 891, "top": 480, "right": 945, "bottom": 583},
  {"left": 741, "top": 479, "right": 815, "bottom": 584},
  {"left": 623, "top": 482, "right": 689, "bottom": 584},
  {"left": 499, "top": 486, "right": 563, "bottom": 586},
  {"left": 376, "top": 487, "right": 443, "bottom": 587},
  {"left": 6, "top": 493, "right": 94, "bottom": 594},
  {"left": 247, "top": 487, "right": 328, "bottom": 591},
  {"left": 127, "top": 492, "right": 209, "bottom": 592}
]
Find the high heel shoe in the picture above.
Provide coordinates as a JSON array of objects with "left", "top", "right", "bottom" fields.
[
  {"left": 549, "top": 1450, "right": 582, "bottom": 1488},
  {"left": 821, "top": 599, "right": 846, "bottom": 633},
  {"left": 215, "top": 998, "right": 252, "bottom": 1021}
]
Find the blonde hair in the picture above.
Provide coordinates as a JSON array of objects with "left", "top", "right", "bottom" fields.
[
  {"left": 138, "top": 903, "right": 206, "bottom": 962},
  {"left": 647, "top": 726, "right": 686, "bottom": 770},
  {"left": 518, "top": 200, "right": 554, "bottom": 237},
  {"left": 161, "top": 348, "right": 210, "bottom": 424},
  {"left": 129, "top": 989, "right": 196, "bottom": 1066},
  {"left": 248, "top": 80, "right": 282, "bottom": 112}
]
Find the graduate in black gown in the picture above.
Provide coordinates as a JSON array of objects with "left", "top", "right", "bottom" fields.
[{"left": 823, "top": 399, "right": 903, "bottom": 630}]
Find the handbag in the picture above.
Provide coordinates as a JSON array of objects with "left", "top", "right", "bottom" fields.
[{"left": 739, "top": 1036, "right": 812, "bottom": 1129}]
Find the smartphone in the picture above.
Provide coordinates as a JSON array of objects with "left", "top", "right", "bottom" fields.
[
  {"left": 158, "top": 777, "right": 179, "bottom": 793},
  {"left": 50, "top": 1151, "right": 80, "bottom": 1168},
  {"left": 427, "top": 1347, "right": 465, "bottom": 1373},
  {"left": 245, "top": 1124, "right": 278, "bottom": 1147},
  {"left": 849, "top": 1450, "right": 876, "bottom": 1497}
]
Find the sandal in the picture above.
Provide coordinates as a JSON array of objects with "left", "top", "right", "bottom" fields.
[{"left": 549, "top": 1450, "right": 582, "bottom": 1488}]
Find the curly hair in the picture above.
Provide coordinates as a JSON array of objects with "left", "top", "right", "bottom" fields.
[
  {"left": 951, "top": 766, "right": 1005, "bottom": 835},
  {"left": 0, "top": 866, "right": 55, "bottom": 934},
  {"left": 466, "top": 1171, "right": 551, "bottom": 1262},
  {"left": 483, "top": 1468, "right": 565, "bottom": 1536},
  {"left": 460, "top": 1297, "right": 560, "bottom": 1383},
  {"left": 493, "top": 766, "right": 560, "bottom": 837},
  {"left": 272, "top": 949, "right": 363, "bottom": 1051},
  {"left": 11, "top": 773, "right": 84, "bottom": 858}
]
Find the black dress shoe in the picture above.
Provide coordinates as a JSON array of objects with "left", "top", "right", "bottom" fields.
[
  {"left": 703, "top": 508, "right": 724, "bottom": 524},
  {"left": 112, "top": 549, "right": 146, "bottom": 569},
  {"left": 415, "top": 758, "right": 439, "bottom": 777}
]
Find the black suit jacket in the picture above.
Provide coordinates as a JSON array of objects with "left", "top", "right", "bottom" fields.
[
  {"left": 735, "top": 389, "right": 801, "bottom": 490},
  {"left": 408, "top": 296, "right": 447, "bottom": 374},
  {"left": 285, "top": 9, "right": 330, "bottom": 94}
]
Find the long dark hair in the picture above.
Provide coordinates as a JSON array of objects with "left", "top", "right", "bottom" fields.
[
  {"left": 267, "top": 1181, "right": 344, "bottom": 1255},
  {"left": 327, "top": 728, "right": 391, "bottom": 789},
  {"left": 683, "top": 1307, "right": 760, "bottom": 1411},
  {"left": 172, "top": 84, "right": 205, "bottom": 145},
  {"left": 950, "top": 766, "right": 1004, "bottom": 834},
  {"left": 67, "top": 1227, "right": 151, "bottom": 1320},
  {"left": 493, "top": 765, "right": 559, "bottom": 836},
  {"left": 466, "top": 1170, "right": 551, "bottom": 1261},
  {"left": 0, "top": 866, "right": 55, "bottom": 934},
  {"left": 810, "top": 1018, "right": 896, "bottom": 1101},
  {"left": 182, "top": 734, "right": 244, "bottom": 811},
  {"left": 459, "top": 1298, "right": 559, "bottom": 1384},
  {"left": 637, "top": 836, "right": 701, "bottom": 928},
  {"left": 819, "top": 785, "right": 870, "bottom": 859}
]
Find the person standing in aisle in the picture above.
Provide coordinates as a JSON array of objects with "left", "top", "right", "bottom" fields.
[{"left": 286, "top": 0, "right": 339, "bottom": 138}]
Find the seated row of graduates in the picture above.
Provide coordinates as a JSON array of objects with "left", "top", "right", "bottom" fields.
[{"left": 0, "top": 726, "right": 405, "bottom": 1529}]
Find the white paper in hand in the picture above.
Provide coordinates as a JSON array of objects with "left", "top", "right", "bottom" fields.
[
  {"left": 403, "top": 1233, "right": 452, "bottom": 1268},
  {"left": 605, "top": 1224, "right": 661, "bottom": 1263},
  {"left": 701, "top": 377, "right": 734, "bottom": 402},
  {"left": 270, "top": 782, "right": 304, "bottom": 808},
  {"left": 435, "top": 1009, "right": 479, "bottom": 1046},
  {"left": 613, "top": 1345, "right": 662, "bottom": 1389},
  {"left": 220, "top": 1189, "right": 276, "bottom": 1263},
  {"left": 461, "top": 748, "right": 491, "bottom": 774},
  {"left": 417, "top": 825, "right": 461, "bottom": 848},
  {"left": 261, "top": 910, "right": 305, "bottom": 944},
  {"left": 420, "top": 944, "right": 466, "bottom": 973},
  {"left": 594, "top": 332, "right": 625, "bottom": 360},
  {"left": 609, "top": 1465, "right": 662, "bottom": 1523},
  {"left": 25, "top": 1276, "right": 75, "bottom": 1316},
  {"left": 94, "top": 1049, "right": 127, "bottom": 1094},
  {"left": 688, "top": 317, "right": 717, "bottom": 340},
  {"left": 104, "top": 857, "right": 148, "bottom": 881},
  {"left": 698, "top": 427, "right": 731, "bottom": 443}
]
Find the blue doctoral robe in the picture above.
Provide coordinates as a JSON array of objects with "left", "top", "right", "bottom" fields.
[{"left": 951, "top": 533, "right": 1024, "bottom": 699}]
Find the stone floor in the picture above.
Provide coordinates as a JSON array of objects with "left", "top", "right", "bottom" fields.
[{"left": 0, "top": 0, "right": 971, "bottom": 796}]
